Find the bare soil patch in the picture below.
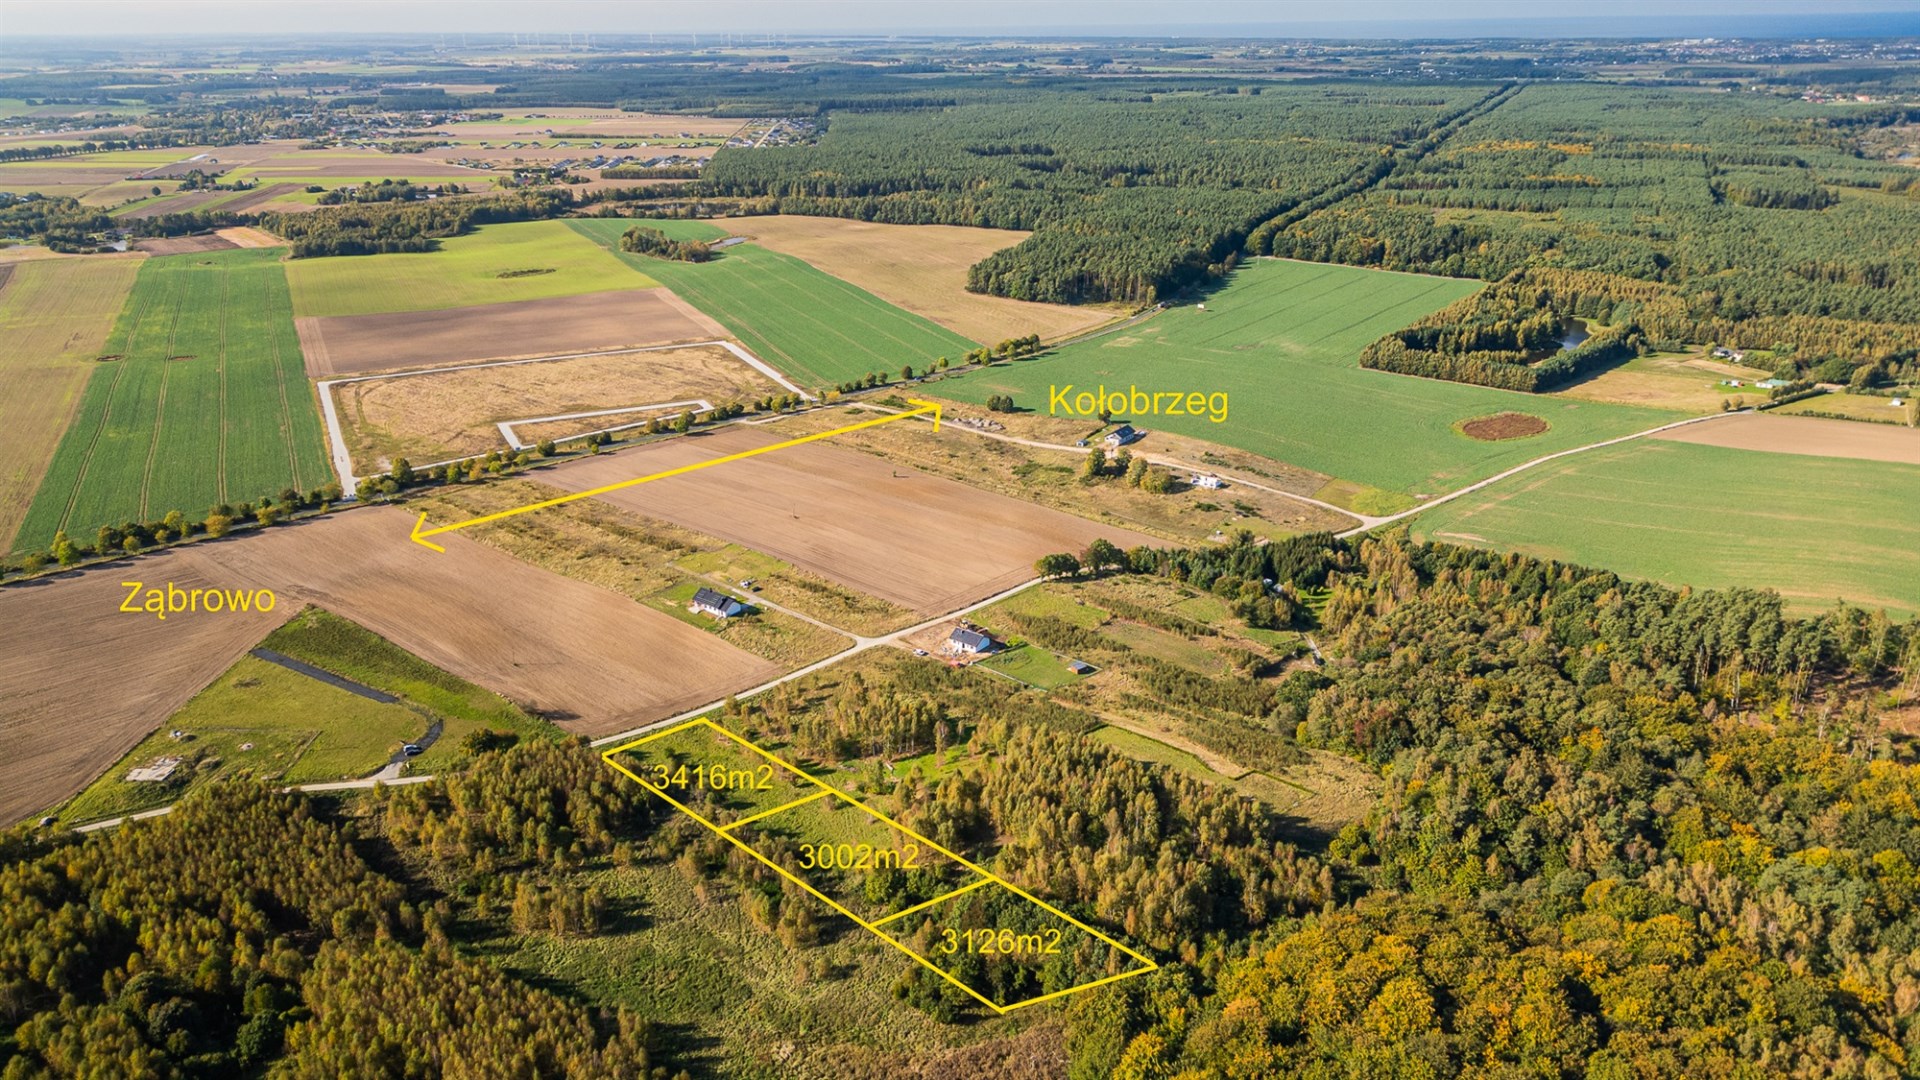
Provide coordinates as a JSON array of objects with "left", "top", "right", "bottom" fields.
[
  {"left": 0, "top": 506, "right": 780, "bottom": 824},
  {"left": 545, "top": 424, "right": 1158, "bottom": 614},
  {"left": 332, "top": 343, "right": 778, "bottom": 473},
  {"left": 118, "top": 191, "right": 226, "bottom": 219},
  {"left": 1655, "top": 412, "right": 1920, "bottom": 465},
  {"left": 133, "top": 233, "right": 239, "bottom": 256},
  {"left": 1459, "top": 412, "right": 1550, "bottom": 441},
  {"left": 732, "top": 215, "right": 1115, "bottom": 344},
  {"left": 295, "top": 287, "right": 725, "bottom": 377}
]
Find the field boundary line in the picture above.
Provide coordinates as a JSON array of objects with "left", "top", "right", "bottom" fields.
[
  {"left": 868, "top": 877, "right": 995, "bottom": 928},
  {"left": 215, "top": 266, "right": 230, "bottom": 504},
  {"left": 496, "top": 398, "right": 714, "bottom": 451},
  {"left": 603, "top": 717, "right": 1157, "bottom": 1012},
  {"left": 134, "top": 292, "right": 185, "bottom": 522},
  {"left": 717, "top": 787, "right": 833, "bottom": 831}
]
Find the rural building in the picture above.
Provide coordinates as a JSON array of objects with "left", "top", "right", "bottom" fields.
[
  {"left": 1189, "top": 473, "right": 1225, "bottom": 490},
  {"left": 689, "top": 587, "right": 745, "bottom": 620},
  {"left": 1756, "top": 378, "right": 1791, "bottom": 390},
  {"left": 1066, "top": 659, "right": 1095, "bottom": 675},
  {"left": 126, "top": 757, "right": 183, "bottom": 783},
  {"left": 1105, "top": 424, "right": 1139, "bottom": 447},
  {"left": 946, "top": 628, "right": 1000, "bottom": 655}
]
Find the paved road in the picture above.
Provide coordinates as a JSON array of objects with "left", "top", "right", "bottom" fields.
[{"left": 251, "top": 648, "right": 398, "bottom": 703}]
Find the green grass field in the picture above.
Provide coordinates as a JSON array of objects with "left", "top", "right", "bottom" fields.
[
  {"left": 283, "top": 219, "right": 656, "bottom": 317},
  {"left": 978, "top": 644, "right": 1084, "bottom": 690},
  {"left": 1410, "top": 439, "right": 1920, "bottom": 617},
  {"left": 14, "top": 247, "right": 331, "bottom": 551},
  {"left": 569, "top": 218, "right": 979, "bottom": 389},
  {"left": 937, "top": 259, "right": 1676, "bottom": 499}
]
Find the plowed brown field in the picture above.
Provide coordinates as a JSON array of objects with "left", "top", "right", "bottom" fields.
[
  {"left": 544, "top": 423, "right": 1156, "bottom": 614},
  {"left": 295, "top": 288, "right": 726, "bottom": 376},
  {"left": 1654, "top": 411, "right": 1920, "bottom": 465},
  {"left": 0, "top": 506, "right": 779, "bottom": 824}
]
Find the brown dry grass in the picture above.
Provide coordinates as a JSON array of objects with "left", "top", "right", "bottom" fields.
[
  {"left": 1655, "top": 412, "right": 1920, "bottom": 465},
  {"left": 732, "top": 215, "right": 1118, "bottom": 344},
  {"left": 0, "top": 506, "right": 782, "bottom": 823},
  {"left": 1552, "top": 350, "right": 1774, "bottom": 413},
  {"left": 333, "top": 343, "right": 777, "bottom": 473},
  {"left": 296, "top": 287, "right": 725, "bottom": 376},
  {"left": 1460, "top": 412, "right": 1549, "bottom": 441},
  {"left": 0, "top": 257, "right": 142, "bottom": 551},
  {"left": 543, "top": 424, "right": 1158, "bottom": 615},
  {"left": 215, "top": 226, "right": 281, "bottom": 249}
]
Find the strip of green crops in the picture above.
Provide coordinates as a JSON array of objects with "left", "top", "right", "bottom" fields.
[
  {"left": 15, "top": 248, "right": 330, "bottom": 551},
  {"left": 568, "top": 218, "right": 978, "bottom": 388}
]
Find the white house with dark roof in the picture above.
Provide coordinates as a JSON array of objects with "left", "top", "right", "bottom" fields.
[
  {"left": 946, "top": 627, "right": 1000, "bottom": 655},
  {"left": 690, "top": 587, "right": 745, "bottom": 619}
]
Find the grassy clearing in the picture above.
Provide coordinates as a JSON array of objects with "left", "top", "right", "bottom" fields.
[
  {"left": 284, "top": 220, "right": 656, "bottom": 317},
  {"left": 57, "top": 656, "right": 426, "bottom": 825},
  {"left": 1090, "top": 725, "right": 1217, "bottom": 781},
  {"left": 1551, "top": 349, "right": 1775, "bottom": 413},
  {"left": 1411, "top": 439, "right": 1920, "bottom": 617},
  {"left": 936, "top": 259, "right": 1674, "bottom": 500},
  {"left": 978, "top": 644, "right": 1084, "bottom": 690},
  {"left": 14, "top": 247, "right": 331, "bottom": 552},
  {"left": 676, "top": 544, "right": 914, "bottom": 638},
  {"left": 569, "top": 218, "right": 979, "bottom": 389},
  {"left": 0, "top": 257, "right": 142, "bottom": 551},
  {"left": 1772, "top": 393, "right": 1918, "bottom": 424},
  {"left": 645, "top": 580, "right": 850, "bottom": 668}
]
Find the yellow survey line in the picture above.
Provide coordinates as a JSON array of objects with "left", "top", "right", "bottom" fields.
[
  {"left": 867, "top": 877, "right": 995, "bottom": 928},
  {"left": 410, "top": 399, "right": 942, "bottom": 551},
  {"left": 603, "top": 718, "right": 1159, "bottom": 1012},
  {"left": 719, "top": 788, "right": 833, "bottom": 832}
]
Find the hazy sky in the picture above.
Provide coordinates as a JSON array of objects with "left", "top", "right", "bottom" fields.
[{"left": 2, "top": 0, "right": 1916, "bottom": 38}]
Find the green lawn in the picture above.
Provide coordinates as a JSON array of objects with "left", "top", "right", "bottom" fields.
[
  {"left": 55, "top": 657, "right": 429, "bottom": 824},
  {"left": 978, "top": 644, "right": 1085, "bottom": 690},
  {"left": 1090, "top": 725, "right": 1226, "bottom": 783},
  {"left": 283, "top": 219, "right": 657, "bottom": 317},
  {"left": 568, "top": 218, "right": 979, "bottom": 389},
  {"left": 1409, "top": 439, "right": 1920, "bottom": 617},
  {"left": 936, "top": 259, "right": 1676, "bottom": 499},
  {"left": 15, "top": 247, "right": 331, "bottom": 550}
]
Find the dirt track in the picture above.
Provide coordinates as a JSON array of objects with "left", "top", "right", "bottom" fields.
[
  {"left": 545, "top": 424, "right": 1156, "bottom": 614},
  {"left": 295, "top": 288, "right": 727, "bottom": 376},
  {"left": 1654, "top": 411, "right": 1920, "bottom": 465},
  {"left": 0, "top": 506, "right": 779, "bottom": 824}
]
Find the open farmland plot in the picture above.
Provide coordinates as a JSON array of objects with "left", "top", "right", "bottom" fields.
[
  {"left": 329, "top": 343, "right": 784, "bottom": 475},
  {"left": 733, "top": 215, "right": 1113, "bottom": 343},
  {"left": 540, "top": 423, "right": 1156, "bottom": 615},
  {"left": 294, "top": 287, "right": 725, "bottom": 376},
  {"left": 0, "top": 505, "right": 782, "bottom": 825},
  {"left": 14, "top": 248, "right": 331, "bottom": 552},
  {"left": 1653, "top": 412, "right": 1920, "bottom": 466},
  {"left": 570, "top": 218, "right": 978, "bottom": 388},
  {"left": 937, "top": 259, "right": 1675, "bottom": 503},
  {"left": 1411, "top": 439, "right": 1920, "bottom": 617},
  {"left": 284, "top": 220, "right": 657, "bottom": 317},
  {"left": 0, "top": 256, "right": 142, "bottom": 551}
]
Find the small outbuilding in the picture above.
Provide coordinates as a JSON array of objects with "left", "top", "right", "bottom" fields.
[
  {"left": 1066, "top": 659, "right": 1095, "bottom": 675},
  {"left": 690, "top": 587, "right": 745, "bottom": 619},
  {"left": 1189, "top": 473, "right": 1225, "bottom": 490}
]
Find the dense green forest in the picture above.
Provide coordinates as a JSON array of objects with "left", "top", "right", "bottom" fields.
[{"left": 6, "top": 533, "right": 1914, "bottom": 1076}]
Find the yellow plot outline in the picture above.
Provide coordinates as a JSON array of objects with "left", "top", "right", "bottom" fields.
[{"left": 602, "top": 717, "right": 1158, "bottom": 1014}]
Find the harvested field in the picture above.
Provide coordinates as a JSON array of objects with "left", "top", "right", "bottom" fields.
[
  {"left": 216, "top": 226, "right": 281, "bottom": 249},
  {"left": 330, "top": 343, "right": 781, "bottom": 473},
  {"left": 0, "top": 505, "right": 781, "bottom": 824},
  {"left": 0, "top": 257, "right": 142, "bottom": 551},
  {"left": 1459, "top": 412, "right": 1549, "bottom": 441},
  {"left": 1653, "top": 412, "right": 1920, "bottom": 465},
  {"left": 117, "top": 191, "right": 227, "bottom": 219},
  {"left": 542, "top": 424, "right": 1157, "bottom": 614},
  {"left": 295, "top": 287, "right": 725, "bottom": 376},
  {"left": 723, "top": 215, "right": 1112, "bottom": 343},
  {"left": 131, "top": 233, "right": 238, "bottom": 255}
]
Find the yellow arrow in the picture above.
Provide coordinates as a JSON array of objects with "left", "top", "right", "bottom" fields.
[{"left": 410, "top": 398, "right": 942, "bottom": 552}]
